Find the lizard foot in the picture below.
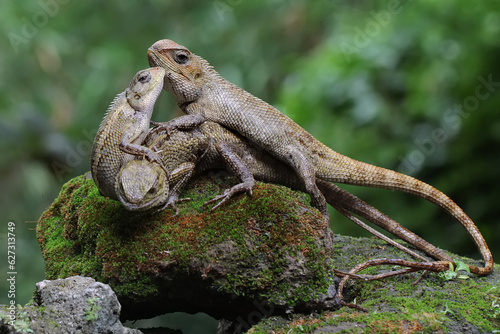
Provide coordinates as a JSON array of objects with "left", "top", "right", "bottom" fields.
[
  {"left": 204, "top": 182, "right": 253, "bottom": 211},
  {"left": 146, "top": 123, "right": 172, "bottom": 141},
  {"left": 149, "top": 114, "right": 206, "bottom": 139}
]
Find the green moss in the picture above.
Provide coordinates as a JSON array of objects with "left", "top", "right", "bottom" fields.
[
  {"left": 248, "top": 228, "right": 500, "bottom": 333},
  {"left": 37, "top": 173, "right": 333, "bottom": 311},
  {"left": 250, "top": 262, "right": 500, "bottom": 333}
]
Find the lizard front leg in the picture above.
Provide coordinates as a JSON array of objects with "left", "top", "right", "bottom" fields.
[
  {"left": 118, "top": 125, "right": 171, "bottom": 177},
  {"left": 149, "top": 114, "right": 207, "bottom": 138},
  {"left": 118, "top": 141, "right": 173, "bottom": 182},
  {"left": 118, "top": 141, "right": 160, "bottom": 161},
  {"left": 204, "top": 141, "right": 256, "bottom": 211}
]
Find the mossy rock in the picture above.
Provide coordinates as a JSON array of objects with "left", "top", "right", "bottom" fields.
[
  {"left": 37, "top": 173, "right": 500, "bottom": 332},
  {"left": 248, "top": 264, "right": 500, "bottom": 333},
  {"left": 247, "top": 241, "right": 500, "bottom": 333},
  {"left": 37, "top": 173, "right": 337, "bottom": 321}
]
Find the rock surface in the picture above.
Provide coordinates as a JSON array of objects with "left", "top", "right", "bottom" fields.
[
  {"left": 246, "top": 235, "right": 500, "bottom": 333},
  {"left": 34, "top": 173, "right": 500, "bottom": 333},
  {"left": 0, "top": 276, "right": 142, "bottom": 334}
]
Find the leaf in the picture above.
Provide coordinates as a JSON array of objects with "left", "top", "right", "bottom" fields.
[
  {"left": 455, "top": 260, "right": 471, "bottom": 275},
  {"left": 442, "top": 270, "right": 457, "bottom": 280}
]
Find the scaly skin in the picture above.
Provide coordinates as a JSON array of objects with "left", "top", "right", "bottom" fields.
[
  {"left": 117, "top": 122, "right": 459, "bottom": 266},
  {"left": 90, "top": 67, "right": 166, "bottom": 200},
  {"left": 147, "top": 39, "right": 493, "bottom": 275}
]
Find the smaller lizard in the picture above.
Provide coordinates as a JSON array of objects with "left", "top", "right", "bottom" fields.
[{"left": 90, "top": 67, "right": 166, "bottom": 200}]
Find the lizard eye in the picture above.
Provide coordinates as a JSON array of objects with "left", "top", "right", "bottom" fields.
[
  {"left": 174, "top": 52, "right": 189, "bottom": 64},
  {"left": 148, "top": 177, "right": 160, "bottom": 194},
  {"left": 138, "top": 73, "right": 151, "bottom": 83},
  {"left": 134, "top": 94, "right": 141, "bottom": 100}
]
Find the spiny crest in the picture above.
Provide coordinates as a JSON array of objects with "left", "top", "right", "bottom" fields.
[
  {"left": 102, "top": 92, "right": 126, "bottom": 119},
  {"left": 194, "top": 53, "right": 225, "bottom": 82}
]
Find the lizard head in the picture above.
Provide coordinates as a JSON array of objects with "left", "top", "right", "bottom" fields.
[
  {"left": 117, "top": 159, "right": 169, "bottom": 211},
  {"left": 147, "top": 39, "right": 206, "bottom": 104},
  {"left": 126, "top": 67, "right": 165, "bottom": 111}
]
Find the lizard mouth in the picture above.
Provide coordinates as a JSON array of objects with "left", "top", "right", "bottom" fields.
[
  {"left": 148, "top": 49, "right": 176, "bottom": 72},
  {"left": 116, "top": 181, "right": 165, "bottom": 212},
  {"left": 117, "top": 190, "right": 163, "bottom": 211}
]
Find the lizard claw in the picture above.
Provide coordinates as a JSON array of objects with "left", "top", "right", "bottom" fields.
[
  {"left": 162, "top": 195, "right": 191, "bottom": 216},
  {"left": 203, "top": 193, "right": 231, "bottom": 212},
  {"left": 204, "top": 182, "right": 253, "bottom": 211}
]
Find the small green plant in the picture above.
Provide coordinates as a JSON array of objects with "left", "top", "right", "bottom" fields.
[
  {"left": 487, "top": 287, "right": 500, "bottom": 319},
  {"left": 439, "top": 260, "right": 470, "bottom": 280},
  {"left": 0, "top": 307, "right": 34, "bottom": 334},
  {"left": 84, "top": 297, "right": 101, "bottom": 322},
  {"left": 13, "top": 320, "right": 34, "bottom": 334},
  {"left": 440, "top": 302, "right": 456, "bottom": 317}
]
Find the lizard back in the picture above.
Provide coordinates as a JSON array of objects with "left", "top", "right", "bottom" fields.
[{"left": 91, "top": 93, "right": 133, "bottom": 199}]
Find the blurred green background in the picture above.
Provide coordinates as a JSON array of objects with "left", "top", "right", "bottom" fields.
[{"left": 1, "top": 1, "right": 499, "bottom": 332}]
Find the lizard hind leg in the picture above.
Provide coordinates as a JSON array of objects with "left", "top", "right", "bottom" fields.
[
  {"left": 204, "top": 141, "right": 256, "bottom": 211},
  {"left": 287, "top": 146, "right": 329, "bottom": 222}
]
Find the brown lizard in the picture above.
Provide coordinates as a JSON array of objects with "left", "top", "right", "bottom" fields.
[
  {"left": 90, "top": 67, "right": 166, "bottom": 200},
  {"left": 147, "top": 39, "right": 493, "bottom": 275}
]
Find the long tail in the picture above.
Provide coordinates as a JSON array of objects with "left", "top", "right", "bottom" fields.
[
  {"left": 317, "top": 180, "right": 452, "bottom": 262},
  {"left": 316, "top": 149, "right": 493, "bottom": 275}
]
